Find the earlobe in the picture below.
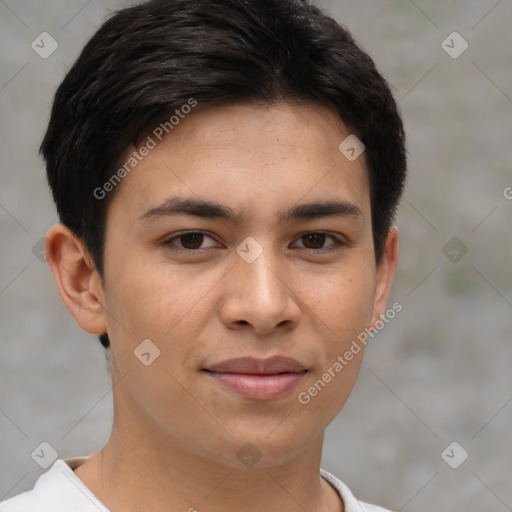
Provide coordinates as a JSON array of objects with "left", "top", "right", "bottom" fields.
[
  {"left": 369, "top": 225, "right": 399, "bottom": 329},
  {"left": 45, "top": 224, "right": 108, "bottom": 335}
]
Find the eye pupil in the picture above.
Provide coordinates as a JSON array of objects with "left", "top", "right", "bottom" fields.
[
  {"left": 303, "top": 233, "right": 325, "bottom": 249},
  {"left": 181, "top": 233, "right": 203, "bottom": 249}
]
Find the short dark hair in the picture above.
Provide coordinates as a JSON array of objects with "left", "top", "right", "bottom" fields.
[{"left": 40, "top": 0, "right": 407, "bottom": 350}]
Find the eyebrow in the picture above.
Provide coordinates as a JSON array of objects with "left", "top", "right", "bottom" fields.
[{"left": 137, "top": 196, "right": 364, "bottom": 223}]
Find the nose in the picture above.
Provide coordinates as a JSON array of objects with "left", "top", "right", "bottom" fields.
[{"left": 218, "top": 244, "right": 301, "bottom": 335}]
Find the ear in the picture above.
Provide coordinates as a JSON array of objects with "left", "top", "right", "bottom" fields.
[
  {"left": 45, "top": 224, "right": 108, "bottom": 335},
  {"left": 368, "top": 225, "right": 399, "bottom": 329}
]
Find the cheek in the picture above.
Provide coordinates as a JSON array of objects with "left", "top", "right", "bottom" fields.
[
  {"left": 295, "top": 273, "right": 371, "bottom": 422},
  {"left": 103, "top": 261, "right": 223, "bottom": 386},
  {"left": 104, "top": 256, "right": 204, "bottom": 337},
  {"left": 298, "top": 261, "right": 375, "bottom": 405},
  {"left": 303, "top": 263, "right": 376, "bottom": 339}
]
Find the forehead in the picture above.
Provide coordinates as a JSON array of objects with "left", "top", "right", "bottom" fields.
[{"left": 107, "top": 101, "right": 370, "bottom": 224}]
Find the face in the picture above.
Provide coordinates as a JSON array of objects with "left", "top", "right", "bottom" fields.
[{"left": 77, "top": 102, "right": 397, "bottom": 468}]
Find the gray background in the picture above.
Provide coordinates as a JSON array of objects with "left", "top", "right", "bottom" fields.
[{"left": 1, "top": 1, "right": 511, "bottom": 510}]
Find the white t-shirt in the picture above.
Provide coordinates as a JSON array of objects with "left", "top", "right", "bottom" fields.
[{"left": 0, "top": 457, "right": 393, "bottom": 512}]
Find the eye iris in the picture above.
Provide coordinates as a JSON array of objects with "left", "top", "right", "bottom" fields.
[
  {"left": 181, "top": 233, "right": 203, "bottom": 249},
  {"left": 303, "top": 233, "right": 325, "bottom": 249}
]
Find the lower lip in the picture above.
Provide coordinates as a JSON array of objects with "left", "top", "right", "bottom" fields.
[{"left": 204, "top": 371, "right": 306, "bottom": 400}]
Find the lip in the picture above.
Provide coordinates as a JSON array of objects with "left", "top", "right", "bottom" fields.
[
  {"left": 205, "top": 356, "right": 307, "bottom": 374},
  {"left": 203, "top": 356, "right": 307, "bottom": 400}
]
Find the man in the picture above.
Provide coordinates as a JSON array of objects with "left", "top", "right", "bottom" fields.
[{"left": 0, "top": 0, "right": 406, "bottom": 510}]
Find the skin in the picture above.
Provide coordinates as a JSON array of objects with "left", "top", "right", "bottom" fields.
[{"left": 45, "top": 101, "right": 399, "bottom": 512}]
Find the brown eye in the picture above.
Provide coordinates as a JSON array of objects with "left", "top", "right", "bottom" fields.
[
  {"left": 301, "top": 233, "right": 327, "bottom": 249},
  {"left": 294, "top": 232, "right": 344, "bottom": 252},
  {"left": 179, "top": 233, "right": 204, "bottom": 250},
  {"left": 163, "top": 231, "right": 219, "bottom": 252}
]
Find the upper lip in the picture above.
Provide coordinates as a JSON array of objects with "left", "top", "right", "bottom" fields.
[{"left": 204, "top": 356, "right": 307, "bottom": 375}]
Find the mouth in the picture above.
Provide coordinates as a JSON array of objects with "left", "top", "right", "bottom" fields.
[{"left": 202, "top": 356, "right": 308, "bottom": 400}]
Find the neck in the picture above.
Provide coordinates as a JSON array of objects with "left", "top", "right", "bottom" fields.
[{"left": 74, "top": 412, "right": 342, "bottom": 512}]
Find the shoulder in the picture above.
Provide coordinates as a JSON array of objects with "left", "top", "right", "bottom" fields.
[
  {"left": 0, "top": 458, "right": 107, "bottom": 512},
  {"left": 320, "top": 468, "right": 394, "bottom": 512},
  {"left": 0, "top": 491, "right": 40, "bottom": 512}
]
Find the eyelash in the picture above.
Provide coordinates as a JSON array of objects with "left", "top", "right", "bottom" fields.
[{"left": 162, "top": 231, "right": 347, "bottom": 254}]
